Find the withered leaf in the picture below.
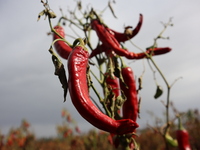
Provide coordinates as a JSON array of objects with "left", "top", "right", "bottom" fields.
[
  {"left": 154, "top": 85, "right": 163, "bottom": 99},
  {"left": 50, "top": 49, "right": 68, "bottom": 102}
]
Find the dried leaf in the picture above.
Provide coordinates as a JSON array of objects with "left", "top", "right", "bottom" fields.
[
  {"left": 154, "top": 85, "right": 163, "bottom": 99},
  {"left": 77, "top": 1, "right": 82, "bottom": 10},
  {"left": 37, "top": 10, "right": 46, "bottom": 21},
  {"left": 50, "top": 48, "right": 68, "bottom": 102},
  {"left": 48, "top": 11, "right": 56, "bottom": 19},
  {"left": 137, "top": 76, "right": 143, "bottom": 91}
]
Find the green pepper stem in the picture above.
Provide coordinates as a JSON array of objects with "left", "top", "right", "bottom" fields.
[
  {"left": 149, "top": 57, "right": 171, "bottom": 134},
  {"left": 177, "top": 115, "right": 184, "bottom": 130},
  {"left": 72, "top": 38, "right": 88, "bottom": 51},
  {"left": 48, "top": 16, "right": 73, "bottom": 47},
  {"left": 119, "top": 56, "right": 127, "bottom": 68}
]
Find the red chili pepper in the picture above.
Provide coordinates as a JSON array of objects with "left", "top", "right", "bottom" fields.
[
  {"left": 119, "top": 64, "right": 139, "bottom": 149},
  {"left": 91, "top": 19, "right": 145, "bottom": 59},
  {"left": 176, "top": 116, "right": 192, "bottom": 150},
  {"left": 67, "top": 41, "right": 138, "bottom": 135},
  {"left": 104, "top": 72, "right": 120, "bottom": 99},
  {"left": 146, "top": 47, "right": 172, "bottom": 56},
  {"left": 53, "top": 25, "right": 72, "bottom": 59},
  {"left": 89, "top": 44, "right": 108, "bottom": 58},
  {"left": 104, "top": 72, "right": 121, "bottom": 118},
  {"left": 89, "top": 43, "right": 143, "bottom": 59},
  {"left": 90, "top": 17, "right": 171, "bottom": 59},
  {"left": 120, "top": 65, "right": 138, "bottom": 122},
  {"left": 106, "top": 14, "right": 143, "bottom": 43},
  {"left": 89, "top": 43, "right": 171, "bottom": 60}
]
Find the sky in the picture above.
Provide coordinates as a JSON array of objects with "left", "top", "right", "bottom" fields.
[{"left": 0, "top": 0, "right": 200, "bottom": 138}]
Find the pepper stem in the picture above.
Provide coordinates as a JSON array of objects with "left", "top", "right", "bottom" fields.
[
  {"left": 47, "top": 16, "right": 73, "bottom": 47},
  {"left": 72, "top": 38, "right": 88, "bottom": 51},
  {"left": 177, "top": 115, "right": 184, "bottom": 130},
  {"left": 119, "top": 56, "right": 127, "bottom": 68}
]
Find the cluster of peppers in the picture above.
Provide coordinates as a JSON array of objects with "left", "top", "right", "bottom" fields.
[
  {"left": 49, "top": 9, "right": 174, "bottom": 149},
  {"left": 37, "top": 1, "right": 192, "bottom": 149}
]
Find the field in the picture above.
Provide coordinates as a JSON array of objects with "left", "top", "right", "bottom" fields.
[{"left": 1, "top": 109, "right": 199, "bottom": 150}]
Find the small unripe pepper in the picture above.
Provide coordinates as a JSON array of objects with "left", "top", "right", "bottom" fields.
[
  {"left": 53, "top": 25, "right": 72, "bottom": 59},
  {"left": 67, "top": 39, "right": 138, "bottom": 135},
  {"left": 165, "top": 132, "right": 178, "bottom": 147}
]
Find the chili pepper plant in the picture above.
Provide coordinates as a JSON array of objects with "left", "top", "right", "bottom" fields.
[{"left": 37, "top": 1, "right": 190, "bottom": 149}]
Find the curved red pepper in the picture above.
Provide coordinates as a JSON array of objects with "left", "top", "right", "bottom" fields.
[
  {"left": 67, "top": 45, "right": 138, "bottom": 135},
  {"left": 120, "top": 66, "right": 138, "bottom": 122},
  {"left": 89, "top": 44, "right": 107, "bottom": 58},
  {"left": 90, "top": 43, "right": 171, "bottom": 59},
  {"left": 90, "top": 20, "right": 171, "bottom": 59},
  {"left": 89, "top": 44, "right": 117, "bottom": 58},
  {"left": 53, "top": 25, "right": 72, "bottom": 59},
  {"left": 176, "top": 117, "right": 192, "bottom": 150},
  {"left": 106, "top": 14, "right": 143, "bottom": 43},
  {"left": 91, "top": 19, "right": 144, "bottom": 59},
  {"left": 89, "top": 42, "right": 145, "bottom": 59}
]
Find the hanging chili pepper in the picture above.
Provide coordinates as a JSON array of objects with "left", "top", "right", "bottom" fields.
[
  {"left": 89, "top": 44, "right": 113, "bottom": 58},
  {"left": 91, "top": 19, "right": 144, "bottom": 59},
  {"left": 119, "top": 62, "right": 140, "bottom": 149},
  {"left": 119, "top": 59, "right": 138, "bottom": 122},
  {"left": 104, "top": 72, "right": 120, "bottom": 100},
  {"left": 165, "top": 131, "right": 178, "bottom": 147},
  {"left": 67, "top": 39, "right": 138, "bottom": 135},
  {"left": 53, "top": 25, "right": 72, "bottom": 59},
  {"left": 176, "top": 116, "right": 192, "bottom": 150},
  {"left": 146, "top": 47, "right": 172, "bottom": 56},
  {"left": 89, "top": 42, "right": 171, "bottom": 59},
  {"left": 106, "top": 14, "right": 143, "bottom": 43},
  {"left": 104, "top": 72, "right": 121, "bottom": 119}
]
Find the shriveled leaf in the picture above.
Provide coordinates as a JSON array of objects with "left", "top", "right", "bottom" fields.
[
  {"left": 77, "top": 1, "right": 82, "bottom": 10},
  {"left": 48, "top": 11, "right": 56, "bottom": 19},
  {"left": 113, "top": 57, "right": 120, "bottom": 78},
  {"left": 49, "top": 48, "right": 68, "bottom": 102},
  {"left": 37, "top": 7, "right": 56, "bottom": 21},
  {"left": 37, "top": 10, "right": 46, "bottom": 21},
  {"left": 154, "top": 85, "right": 163, "bottom": 99},
  {"left": 137, "top": 76, "right": 143, "bottom": 91}
]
